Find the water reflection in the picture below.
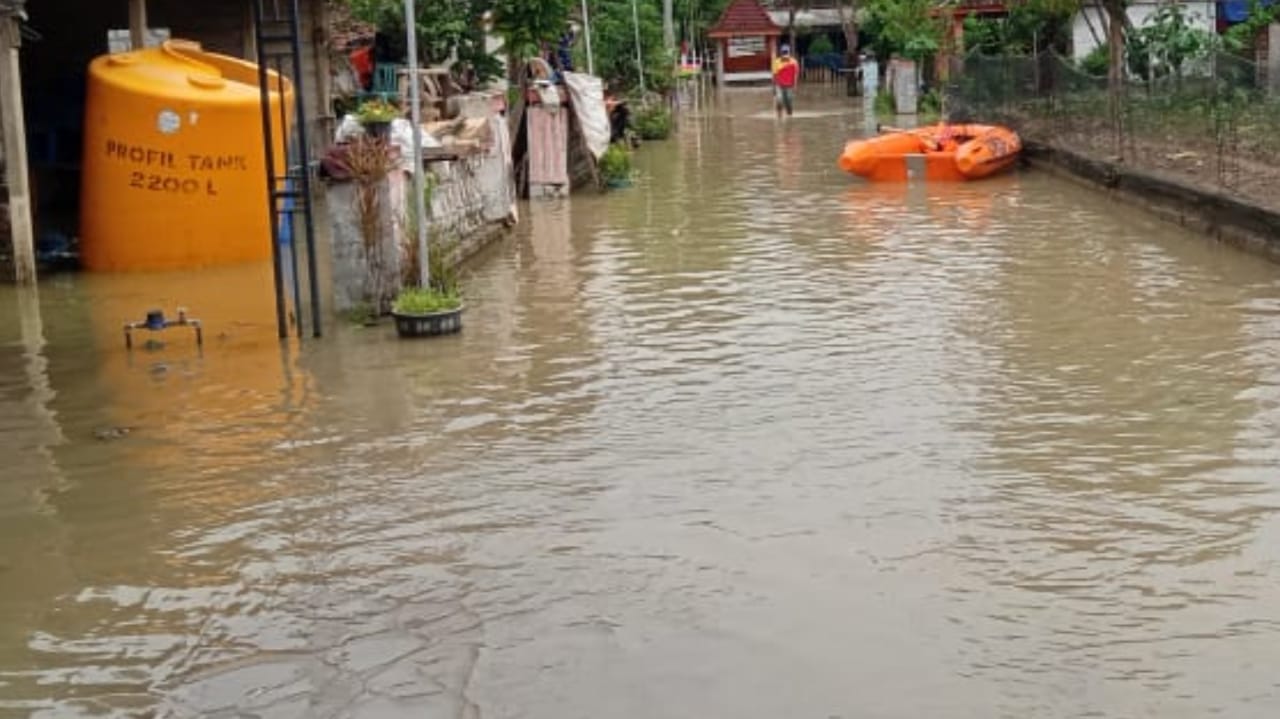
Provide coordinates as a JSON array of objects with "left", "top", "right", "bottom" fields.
[{"left": 2, "top": 89, "right": 1280, "bottom": 718}]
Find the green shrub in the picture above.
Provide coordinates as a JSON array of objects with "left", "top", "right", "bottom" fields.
[
  {"left": 633, "top": 103, "right": 673, "bottom": 140},
  {"left": 1080, "top": 44, "right": 1109, "bottom": 77},
  {"left": 920, "top": 89, "right": 943, "bottom": 119},
  {"left": 392, "top": 285, "right": 462, "bottom": 315},
  {"left": 874, "top": 88, "right": 896, "bottom": 118},
  {"left": 598, "top": 142, "right": 633, "bottom": 185},
  {"left": 808, "top": 34, "right": 835, "bottom": 56}
]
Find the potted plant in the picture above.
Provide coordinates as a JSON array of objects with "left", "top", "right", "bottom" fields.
[
  {"left": 390, "top": 284, "right": 464, "bottom": 337},
  {"left": 356, "top": 98, "right": 400, "bottom": 139},
  {"left": 391, "top": 234, "right": 464, "bottom": 338},
  {"left": 598, "top": 142, "right": 633, "bottom": 189}
]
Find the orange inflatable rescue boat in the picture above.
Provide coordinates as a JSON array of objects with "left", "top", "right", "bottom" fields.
[{"left": 838, "top": 124, "right": 1021, "bottom": 182}]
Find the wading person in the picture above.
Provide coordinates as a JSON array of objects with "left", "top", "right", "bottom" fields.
[{"left": 772, "top": 44, "right": 800, "bottom": 118}]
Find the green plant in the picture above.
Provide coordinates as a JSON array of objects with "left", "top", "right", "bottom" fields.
[
  {"left": 864, "top": 0, "right": 947, "bottom": 62},
  {"left": 492, "top": 0, "right": 574, "bottom": 64},
  {"left": 344, "top": 0, "right": 475, "bottom": 66},
  {"left": 1134, "top": 4, "right": 1218, "bottom": 83},
  {"left": 356, "top": 97, "right": 400, "bottom": 123},
  {"left": 1225, "top": 0, "right": 1280, "bottom": 53},
  {"left": 1080, "top": 44, "right": 1109, "bottom": 77},
  {"left": 400, "top": 203, "right": 461, "bottom": 295},
  {"left": 808, "top": 33, "right": 836, "bottom": 56},
  {"left": 392, "top": 285, "right": 462, "bottom": 314},
  {"left": 579, "top": 0, "right": 673, "bottom": 94},
  {"left": 633, "top": 103, "right": 673, "bottom": 140},
  {"left": 963, "top": 0, "right": 1076, "bottom": 55},
  {"left": 598, "top": 142, "right": 633, "bottom": 185},
  {"left": 919, "top": 88, "right": 943, "bottom": 120},
  {"left": 874, "top": 88, "right": 896, "bottom": 117},
  {"left": 345, "top": 301, "right": 379, "bottom": 325},
  {"left": 427, "top": 233, "right": 461, "bottom": 294}
]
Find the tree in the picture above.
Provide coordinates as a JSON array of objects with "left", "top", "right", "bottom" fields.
[
  {"left": 1133, "top": 4, "right": 1217, "bottom": 84},
  {"left": 491, "top": 0, "right": 573, "bottom": 66},
  {"left": 780, "top": 0, "right": 810, "bottom": 57},
  {"left": 864, "top": 0, "right": 947, "bottom": 62},
  {"left": 834, "top": 0, "right": 859, "bottom": 65},
  {"left": 586, "top": 0, "right": 672, "bottom": 93},
  {"left": 341, "top": 0, "right": 498, "bottom": 81},
  {"left": 1223, "top": 0, "right": 1280, "bottom": 54},
  {"left": 673, "top": 0, "right": 734, "bottom": 54},
  {"left": 962, "top": 0, "right": 1077, "bottom": 55},
  {"left": 664, "top": 0, "right": 676, "bottom": 50},
  {"left": 344, "top": 0, "right": 472, "bottom": 63}
]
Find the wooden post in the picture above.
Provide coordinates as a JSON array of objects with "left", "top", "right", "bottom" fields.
[
  {"left": 0, "top": 16, "right": 35, "bottom": 285},
  {"left": 129, "top": 0, "right": 148, "bottom": 50}
]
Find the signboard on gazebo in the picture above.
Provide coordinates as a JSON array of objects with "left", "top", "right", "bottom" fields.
[{"left": 727, "top": 36, "right": 766, "bottom": 58}]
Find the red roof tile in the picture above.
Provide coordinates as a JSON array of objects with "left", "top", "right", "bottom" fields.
[{"left": 707, "top": 0, "right": 782, "bottom": 38}]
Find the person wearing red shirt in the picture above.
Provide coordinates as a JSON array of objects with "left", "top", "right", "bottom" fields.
[{"left": 772, "top": 44, "right": 800, "bottom": 118}]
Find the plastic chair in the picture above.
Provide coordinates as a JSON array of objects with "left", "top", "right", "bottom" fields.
[{"left": 359, "top": 63, "right": 402, "bottom": 104}]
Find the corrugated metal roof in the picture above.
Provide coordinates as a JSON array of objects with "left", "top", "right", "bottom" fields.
[{"left": 708, "top": 0, "right": 782, "bottom": 38}]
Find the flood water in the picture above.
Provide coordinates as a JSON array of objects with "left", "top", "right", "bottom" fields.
[{"left": 3, "top": 88, "right": 1280, "bottom": 718}]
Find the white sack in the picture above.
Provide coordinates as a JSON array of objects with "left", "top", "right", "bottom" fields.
[{"left": 562, "top": 72, "right": 611, "bottom": 160}]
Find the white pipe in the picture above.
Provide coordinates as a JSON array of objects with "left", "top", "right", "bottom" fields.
[{"left": 404, "top": 0, "right": 430, "bottom": 288}]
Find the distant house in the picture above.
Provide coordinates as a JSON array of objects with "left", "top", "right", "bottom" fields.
[{"left": 708, "top": 0, "right": 784, "bottom": 85}]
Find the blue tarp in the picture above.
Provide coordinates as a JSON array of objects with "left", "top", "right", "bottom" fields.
[{"left": 1221, "top": 0, "right": 1276, "bottom": 24}]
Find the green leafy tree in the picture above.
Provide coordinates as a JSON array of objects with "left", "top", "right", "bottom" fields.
[
  {"left": 1133, "top": 4, "right": 1217, "bottom": 82},
  {"left": 963, "top": 0, "right": 1077, "bottom": 55},
  {"left": 492, "top": 0, "right": 573, "bottom": 64},
  {"left": 583, "top": 0, "right": 673, "bottom": 94},
  {"left": 670, "top": 0, "right": 733, "bottom": 55},
  {"left": 1224, "top": 0, "right": 1280, "bottom": 53},
  {"left": 344, "top": 0, "right": 475, "bottom": 65},
  {"left": 864, "top": 0, "right": 947, "bottom": 62}
]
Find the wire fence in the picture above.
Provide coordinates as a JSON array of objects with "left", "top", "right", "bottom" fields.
[{"left": 945, "top": 50, "right": 1280, "bottom": 206}]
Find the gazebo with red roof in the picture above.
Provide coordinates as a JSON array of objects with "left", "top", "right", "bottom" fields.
[{"left": 707, "top": 0, "right": 783, "bottom": 85}]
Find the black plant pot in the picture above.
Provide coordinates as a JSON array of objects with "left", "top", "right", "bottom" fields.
[
  {"left": 364, "top": 120, "right": 392, "bottom": 139},
  {"left": 392, "top": 307, "right": 464, "bottom": 338}
]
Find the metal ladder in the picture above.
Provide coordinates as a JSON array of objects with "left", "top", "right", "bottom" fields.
[{"left": 251, "top": 0, "right": 322, "bottom": 339}]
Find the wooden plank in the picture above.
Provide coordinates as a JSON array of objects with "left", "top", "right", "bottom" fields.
[
  {"left": 0, "top": 18, "right": 35, "bottom": 284},
  {"left": 527, "top": 107, "right": 568, "bottom": 188},
  {"left": 129, "top": 0, "right": 148, "bottom": 51}
]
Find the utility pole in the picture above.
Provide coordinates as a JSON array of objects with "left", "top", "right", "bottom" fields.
[
  {"left": 0, "top": 7, "right": 34, "bottom": 285},
  {"left": 404, "top": 0, "right": 430, "bottom": 288},
  {"left": 582, "top": 0, "right": 595, "bottom": 75}
]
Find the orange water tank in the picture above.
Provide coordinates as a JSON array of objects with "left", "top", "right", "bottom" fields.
[{"left": 80, "top": 40, "right": 293, "bottom": 271}]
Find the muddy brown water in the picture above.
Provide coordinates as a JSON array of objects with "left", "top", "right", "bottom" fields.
[{"left": 3, "top": 89, "right": 1280, "bottom": 718}]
